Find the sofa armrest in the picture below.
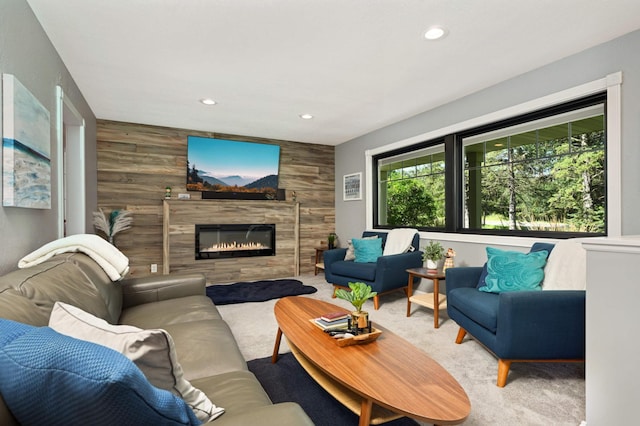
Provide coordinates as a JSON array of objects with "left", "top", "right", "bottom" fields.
[
  {"left": 445, "top": 267, "right": 483, "bottom": 295},
  {"left": 323, "top": 248, "right": 347, "bottom": 267},
  {"left": 323, "top": 248, "right": 347, "bottom": 282},
  {"left": 120, "top": 273, "right": 206, "bottom": 309},
  {"left": 496, "top": 290, "right": 586, "bottom": 359},
  {"left": 373, "top": 250, "right": 423, "bottom": 292}
]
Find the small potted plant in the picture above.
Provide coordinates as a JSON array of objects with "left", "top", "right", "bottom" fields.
[
  {"left": 422, "top": 240, "right": 444, "bottom": 271},
  {"left": 334, "top": 282, "right": 377, "bottom": 332},
  {"left": 327, "top": 232, "right": 338, "bottom": 249}
]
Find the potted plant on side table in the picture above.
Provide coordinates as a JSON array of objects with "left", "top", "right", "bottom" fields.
[
  {"left": 334, "top": 282, "right": 377, "bottom": 333},
  {"left": 327, "top": 232, "right": 338, "bottom": 249},
  {"left": 423, "top": 240, "right": 444, "bottom": 272}
]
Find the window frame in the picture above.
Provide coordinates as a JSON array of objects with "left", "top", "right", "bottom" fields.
[
  {"left": 373, "top": 138, "right": 447, "bottom": 231},
  {"left": 455, "top": 92, "right": 607, "bottom": 239},
  {"left": 365, "top": 72, "right": 622, "bottom": 242}
]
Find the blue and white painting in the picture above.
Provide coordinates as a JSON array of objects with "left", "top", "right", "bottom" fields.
[{"left": 2, "top": 74, "right": 51, "bottom": 209}]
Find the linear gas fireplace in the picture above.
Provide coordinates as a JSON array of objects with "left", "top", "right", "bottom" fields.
[{"left": 195, "top": 224, "right": 276, "bottom": 260}]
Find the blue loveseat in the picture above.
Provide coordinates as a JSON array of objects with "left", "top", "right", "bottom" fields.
[
  {"left": 445, "top": 242, "right": 586, "bottom": 387},
  {"left": 323, "top": 231, "right": 423, "bottom": 309}
]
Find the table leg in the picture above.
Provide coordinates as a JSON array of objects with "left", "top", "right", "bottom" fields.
[
  {"left": 406, "top": 273, "right": 414, "bottom": 317},
  {"left": 359, "top": 398, "right": 373, "bottom": 426},
  {"left": 433, "top": 278, "right": 440, "bottom": 329},
  {"left": 271, "top": 327, "right": 282, "bottom": 363}
]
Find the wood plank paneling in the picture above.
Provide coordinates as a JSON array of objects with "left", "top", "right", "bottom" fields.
[
  {"left": 97, "top": 120, "right": 335, "bottom": 280},
  {"left": 163, "top": 200, "right": 299, "bottom": 283}
]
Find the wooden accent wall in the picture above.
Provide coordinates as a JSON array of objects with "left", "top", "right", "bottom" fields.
[{"left": 97, "top": 120, "right": 335, "bottom": 280}]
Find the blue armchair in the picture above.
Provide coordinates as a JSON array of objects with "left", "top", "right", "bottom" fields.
[
  {"left": 323, "top": 231, "right": 423, "bottom": 310},
  {"left": 445, "top": 242, "right": 585, "bottom": 387}
]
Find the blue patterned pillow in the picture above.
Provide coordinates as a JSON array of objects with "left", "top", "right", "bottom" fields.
[
  {"left": 476, "top": 243, "right": 555, "bottom": 289},
  {"left": 0, "top": 319, "right": 200, "bottom": 426},
  {"left": 352, "top": 237, "right": 383, "bottom": 263},
  {"left": 478, "top": 247, "right": 549, "bottom": 293}
]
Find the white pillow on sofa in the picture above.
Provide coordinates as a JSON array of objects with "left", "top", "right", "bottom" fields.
[
  {"left": 542, "top": 239, "right": 587, "bottom": 290},
  {"left": 48, "top": 302, "right": 224, "bottom": 423}
]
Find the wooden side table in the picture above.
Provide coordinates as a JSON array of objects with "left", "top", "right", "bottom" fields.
[
  {"left": 406, "top": 267, "right": 447, "bottom": 328},
  {"left": 314, "top": 246, "right": 327, "bottom": 275}
]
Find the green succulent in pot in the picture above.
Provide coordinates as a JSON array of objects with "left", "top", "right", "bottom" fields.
[
  {"left": 422, "top": 240, "right": 444, "bottom": 270},
  {"left": 327, "top": 232, "right": 338, "bottom": 249},
  {"left": 335, "top": 282, "right": 376, "bottom": 312},
  {"left": 335, "top": 282, "right": 377, "bottom": 331}
]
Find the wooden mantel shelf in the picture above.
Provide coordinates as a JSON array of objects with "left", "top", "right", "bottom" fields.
[{"left": 162, "top": 199, "right": 300, "bottom": 283}]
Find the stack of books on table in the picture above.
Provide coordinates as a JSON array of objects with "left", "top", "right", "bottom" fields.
[{"left": 313, "top": 311, "right": 350, "bottom": 331}]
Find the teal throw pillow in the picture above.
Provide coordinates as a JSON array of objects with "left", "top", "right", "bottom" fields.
[
  {"left": 479, "top": 247, "right": 549, "bottom": 293},
  {"left": 352, "top": 237, "right": 383, "bottom": 263}
]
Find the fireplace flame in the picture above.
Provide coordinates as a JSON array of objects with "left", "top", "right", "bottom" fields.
[{"left": 201, "top": 241, "right": 267, "bottom": 252}]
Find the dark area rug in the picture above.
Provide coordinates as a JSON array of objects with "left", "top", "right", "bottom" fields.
[
  {"left": 206, "top": 279, "right": 317, "bottom": 305},
  {"left": 247, "top": 352, "right": 419, "bottom": 426}
]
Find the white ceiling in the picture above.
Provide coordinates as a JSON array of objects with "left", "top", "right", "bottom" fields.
[{"left": 26, "top": 0, "right": 640, "bottom": 146}]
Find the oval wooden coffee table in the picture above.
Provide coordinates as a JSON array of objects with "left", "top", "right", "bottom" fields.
[{"left": 272, "top": 297, "right": 470, "bottom": 426}]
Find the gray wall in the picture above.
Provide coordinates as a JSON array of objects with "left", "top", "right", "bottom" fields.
[
  {"left": 335, "top": 29, "right": 640, "bottom": 266},
  {"left": 0, "top": 0, "right": 97, "bottom": 274},
  {"left": 335, "top": 28, "right": 640, "bottom": 425}
]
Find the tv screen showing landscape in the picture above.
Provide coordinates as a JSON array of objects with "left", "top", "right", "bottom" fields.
[{"left": 187, "top": 136, "right": 280, "bottom": 197}]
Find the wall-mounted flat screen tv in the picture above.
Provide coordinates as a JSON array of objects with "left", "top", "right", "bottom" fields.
[{"left": 187, "top": 136, "right": 281, "bottom": 199}]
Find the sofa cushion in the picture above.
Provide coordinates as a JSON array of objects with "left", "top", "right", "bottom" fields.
[
  {"left": 352, "top": 237, "right": 383, "bottom": 263},
  {"left": 0, "top": 254, "right": 117, "bottom": 323},
  {"left": 478, "top": 247, "right": 549, "bottom": 293},
  {"left": 448, "top": 287, "right": 500, "bottom": 333},
  {"left": 0, "top": 288, "right": 49, "bottom": 326},
  {"left": 162, "top": 319, "right": 249, "bottom": 380},
  {"left": 330, "top": 260, "right": 377, "bottom": 282},
  {"left": 190, "top": 371, "right": 272, "bottom": 414},
  {"left": 119, "top": 294, "right": 222, "bottom": 327},
  {"left": 0, "top": 319, "right": 200, "bottom": 426},
  {"left": 475, "top": 263, "right": 490, "bottom": 289},
  {"left": 48, "top": 302, "right": 223, "bottom": 422}
]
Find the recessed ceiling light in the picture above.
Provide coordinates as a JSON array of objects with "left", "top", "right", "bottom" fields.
[
  {"left": 200, "top": 98, "right": 217, "bottom": 105},
  {"left": 299, "top": 113, "right": 314, "bottom": 120},
  {"left": 424, "top": 26, "right": 447, "bottom": 41}
]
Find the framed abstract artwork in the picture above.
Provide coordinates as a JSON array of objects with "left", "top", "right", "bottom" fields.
[
  {"left": 343, "top": 172, "right": 362, "bottom": 201},
  {"left": 2, "top": 74, "right": 51, "bottom": 209}
]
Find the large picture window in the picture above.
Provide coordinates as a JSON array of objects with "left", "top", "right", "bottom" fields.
[
  {"left": 376, "top": 142, "right": 446, "bottom": 229},
  {"left": 373, "top": 93, "right": 607, "bottom": 237},
  {"left": 462, "top": 102, "right": 605, "bottom": 234}
]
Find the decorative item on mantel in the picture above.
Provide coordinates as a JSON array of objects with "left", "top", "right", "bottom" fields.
[
  {"left": 165, "top": 186, "right": 172, "bottom": 199},
  {"left": 443, "top": 247, "right": 456, "bottom": 273},
  {"left": 422, "top": 240, "right": 444, "bottom": 272},
  {"left": 93, "top": 208, "right": 133, "bottom": 247},
  {"left": 334, "top": 281, "right": 376, "bottom": 334}
]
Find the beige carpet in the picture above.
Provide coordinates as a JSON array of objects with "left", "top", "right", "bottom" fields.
[{"left": 216, "top": 273, "right": 585, "bottom": 425}]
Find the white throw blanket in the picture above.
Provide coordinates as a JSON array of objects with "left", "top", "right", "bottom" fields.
[
  {"left": 542, "top": 239, "right": 587, "bottom": 290},
  {"left": 18, "top": 234, "right": 130, "bottom": 281},
  {"left": 383, "top": 228, "right": 418, "bottom": 256}
]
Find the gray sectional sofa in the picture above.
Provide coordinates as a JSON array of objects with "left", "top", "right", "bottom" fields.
[{"left": 0, "top": 252, "right": 312, "bottom": 425}]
